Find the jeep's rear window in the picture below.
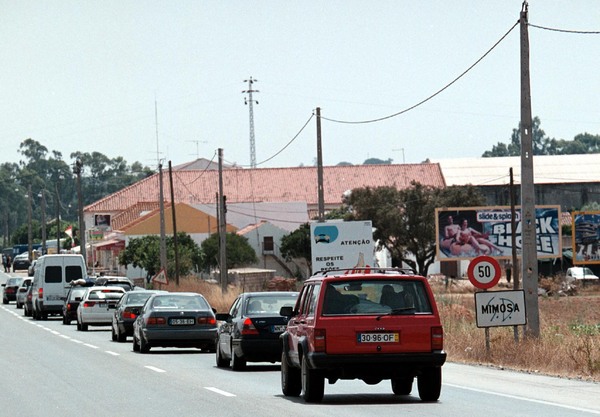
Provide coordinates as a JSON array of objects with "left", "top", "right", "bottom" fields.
[
  {"left": 44, "top": 266, "right": 62, "bottom": 283},
  {"left": 322, "top": 280, "right": 432, "bottom": 315}
]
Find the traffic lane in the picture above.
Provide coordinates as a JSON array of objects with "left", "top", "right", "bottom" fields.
[
  {"left": 5, "top": 307, "right": 600, "bottom": 417},
  {"left": 444, "top": 362, "right": 600, "bottom": 414}
]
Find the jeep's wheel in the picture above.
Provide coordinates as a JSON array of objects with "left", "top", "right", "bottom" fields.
[
  {"left": 215, "top": 339, "right": 230, "bottom": 368},
  {"left": 281, "top": 352, "right": 301, "bottom": 397},
  {"left": 301, "top": 356, "right": 324, "bottom": 403},
  {"left": 231, "top": 348, "right": 246, "bottom": 371},
  {"left": 391, "top": 376, "right": 414, "bottom": 395},
  {"left": 417, "top": 367, "right": 442, "bottom": 402}
]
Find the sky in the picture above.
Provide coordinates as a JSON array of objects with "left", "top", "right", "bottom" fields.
[{"left": 1, "top": 1, "right": 599, "bottom": 171}]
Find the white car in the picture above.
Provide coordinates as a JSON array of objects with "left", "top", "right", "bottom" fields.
[
  {"left": 76, "top": 286, "right": 126, "bottom": 331},
  {"left": 566, "top": 267, "right": 599, "bottom": 281}
]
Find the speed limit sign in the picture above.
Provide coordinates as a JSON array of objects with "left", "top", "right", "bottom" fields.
[{"left": 467, "top": 256, "right": 501, "bottom": 289}]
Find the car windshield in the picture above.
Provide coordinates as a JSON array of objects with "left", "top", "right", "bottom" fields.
[
  {"left": 322, "top": 280, "right": 432, "bottom": 316},
  {"left": 152, "top": 295, "right": 209, "bottom": 310},
  {"left": 244, "top": 295, "right": 297, "bottom": 315},
  {"left": 126, "top": 293, "right": 154, "bottom": 305}
]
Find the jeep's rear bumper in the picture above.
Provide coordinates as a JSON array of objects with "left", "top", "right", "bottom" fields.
[{"left": 305, "top": 351, "right": 446, "bottom": 380}]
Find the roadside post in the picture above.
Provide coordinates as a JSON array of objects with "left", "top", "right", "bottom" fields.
[{"left": 468, "top": 256, "right": 526, "bottom": 355}]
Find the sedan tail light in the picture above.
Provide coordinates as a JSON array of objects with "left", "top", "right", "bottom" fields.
[
  {"left": 197, "top": 316, "right": 217, "bottom": 325},
  {"left": 122, "top": 309, "right": 137, "bottom": 320},
  {"left": 146, "top": 317, "right": 166, "bottom": 325},
  {"left": 83, "top": 301, "right": 96, "bottom": 308},
  {"left": 241, "top": 317, "right": 259, "bottom": 335}
]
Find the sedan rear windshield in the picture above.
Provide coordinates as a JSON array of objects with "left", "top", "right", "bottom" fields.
[
  {"left": 88, "top": 290, "right": 124, "bottom": 300},
  {"left": 322, "top": 279, "right": 432, "bottom": 316},
  {"left": 152, "top": 295, "right": 210, "bottom": 310}
]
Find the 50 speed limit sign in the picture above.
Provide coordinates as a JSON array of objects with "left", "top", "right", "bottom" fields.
[{"left": 467, "top": 256, "right": 501, "bottom": 289}]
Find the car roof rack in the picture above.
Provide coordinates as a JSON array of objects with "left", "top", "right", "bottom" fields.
[{"left": 313, "top": 267, "right": 416, "bottom": 277}]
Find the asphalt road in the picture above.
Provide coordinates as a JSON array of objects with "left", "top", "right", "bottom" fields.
[{"left": 2, "top": 271, "right": 599, "bottom": 417}]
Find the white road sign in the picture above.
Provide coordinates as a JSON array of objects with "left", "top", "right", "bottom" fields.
[{"left": 475, "top": 290, "right": 526, "bottom": 328}]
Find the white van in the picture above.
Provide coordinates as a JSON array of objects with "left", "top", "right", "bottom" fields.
[{"left": 31, "top": 254, "right": 88, "bottom": 320}]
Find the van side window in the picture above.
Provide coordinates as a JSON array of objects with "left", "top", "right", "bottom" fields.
[
  {"left": 65, "top": 265, "right": 83, "bottom": 283},
  {"left": 45, "top": 266, "right": 62, "bottom": 283}
]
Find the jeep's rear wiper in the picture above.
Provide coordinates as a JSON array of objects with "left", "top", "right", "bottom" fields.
[{"left": 376, "top": 306, "right": 416, "bottom": 320}]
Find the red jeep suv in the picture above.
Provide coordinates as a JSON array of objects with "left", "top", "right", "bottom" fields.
[{"left": 280, "top": 268, "right": 446, "bottom": 403}]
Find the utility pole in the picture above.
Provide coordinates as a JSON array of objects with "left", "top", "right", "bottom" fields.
[
  {"left": 74, "top": 159, "right": 86, "bottom": 263},
  {"left": 40, "top": 190, "right": 46, "bottom": 255},
  {"left": 218, "top": 148, "right": 227, "bottom": 292},
  {"left": 158, "top": 163, "right": 167, "bottom": 274},
  {"left": 243, "top": 77, "right": 259, "bottom": 168},
  {"left": 316, "top": 107, "right": 325, "bottom": 222},
  {"left": 27, "top": 185, "right": 32, "bottom": 259},
  {"left": 168, "top": 161, "right": 180, "bottom": 286},
  {"left": 520, "top": 2, "right": 540, "bottom": 338}
]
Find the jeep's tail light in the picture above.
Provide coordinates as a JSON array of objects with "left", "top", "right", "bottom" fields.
[
  {"left": 431, "top": 326, "right": 444, "bottom": 350},
  {"left": 314, "top": 328, "right": 326, "bottom": 352},
  {"left": 241, "top": 317, "right": 259, "bottom": 335}
]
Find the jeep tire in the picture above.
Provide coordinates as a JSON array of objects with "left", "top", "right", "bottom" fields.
[{"left": 301, "top": 356, "right": 324, "bottom": 403}]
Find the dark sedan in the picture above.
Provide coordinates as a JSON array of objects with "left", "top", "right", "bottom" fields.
[
  {"left": 62, "top": 285, "right": 93, "bottom": 325},
  {"left": 2, "top": 277, "right": 24, "bottom": 304},
  {"left": 112, "top": 290, "right": 166, "bottom": 342},
  {"left": 215, "top": 291, "right": 298, "bottom": 371},
  {"left": 132, "top": 292, "right": 218, "bottom": 354},
  {"left": 12, "top": 253, "right": 30, "bottom": 272}
]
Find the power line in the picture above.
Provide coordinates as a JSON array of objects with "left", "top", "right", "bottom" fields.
[
  {"left": 319, "top": 20, "right": 520, "bottom": 125},
  {"left": 528, "top": 23, "right": 600, "bottom": 35}
]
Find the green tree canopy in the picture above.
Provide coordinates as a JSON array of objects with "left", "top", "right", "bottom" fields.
[
  {"left": 280, "top": 223, "right": 312, "bottom": 274},
  {"left": 199, "top": 232, "right": 258, "bottom": 270}
]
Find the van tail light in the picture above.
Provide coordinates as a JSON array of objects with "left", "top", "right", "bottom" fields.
[
  {"left": 38, "top": 288, "right": 43, "bottom": 299},
  {"left": 314, "top": 329, "right": 326, "bottom": 352},
  {"left": 431, "top": 326, "right": 444, "bottom": 351},
  {"left": 198, "top": 316, "right": 217, "bottom": 325},
  {"left": 241, "top": 317, "right": 259, "bottom": 335},
  {"left": 83, "top": 301, "right": 96, "bottom": 308},
  {"left": 146, "top": 317, "right": 166, "bottom": 325}
]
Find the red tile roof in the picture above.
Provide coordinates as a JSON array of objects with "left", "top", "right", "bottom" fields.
[{"left": 85, "top": 163, "right": 445, "bottom": 212}]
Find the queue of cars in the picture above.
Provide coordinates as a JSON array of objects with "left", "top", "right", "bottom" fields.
[{"left": 2, "top": 265, "right": 447, "bottom": 403}]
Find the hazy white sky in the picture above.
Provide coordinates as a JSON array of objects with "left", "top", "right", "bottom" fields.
[{"left": 1, "top": 1, "right": 598, "bottom": 170}]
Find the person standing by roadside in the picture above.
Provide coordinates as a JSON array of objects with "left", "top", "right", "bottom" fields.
[
  {"left": 2, "top": 254, "right": 7, "bottom": 272},
  {"left": 6, "top": 255, "right": 11, "bottom": 272}
]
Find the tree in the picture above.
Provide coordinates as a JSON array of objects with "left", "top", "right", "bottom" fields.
[
  {"left": 363, "top": 157, "right": 393, "bottom": 165},
  {"left": 199, "top": 232, "right": 257, "bottom": 270},
  {"left": 280, "top": 223, "right": 312, "bottom": 273},
  {"left": 344, "top": 182, "right": 485, "bottom": 276},
  {"left": 118, "top": 232, "right": 202, "bottom": 281}
]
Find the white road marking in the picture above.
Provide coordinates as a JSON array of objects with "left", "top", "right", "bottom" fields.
[
  {"left": 446, "top": 383, "right": 600, "bottom": 415},
  {"left": 204, "top": 387, "right": 236, "bottom": 397},
  {"left": 83, "top": 343, "right": 99, "bottom": 349},
  {"left": 145, "top": 366, "right": 166, "bottom": 373},
  {"left": 105, "top": 351, "right": 120, "bottom": 356}
]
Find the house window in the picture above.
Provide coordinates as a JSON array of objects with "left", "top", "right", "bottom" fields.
[{"left": 263, "top": 236, "right": 274, "bottom": 252}]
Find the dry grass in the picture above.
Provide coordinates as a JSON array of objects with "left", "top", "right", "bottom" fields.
[{"left": 432, "top": 278, "right": 600, "bottom": 382}]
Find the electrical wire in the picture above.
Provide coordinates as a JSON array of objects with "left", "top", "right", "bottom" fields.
[
  {"left": 528, "top": 23, "right": 600, "bottom": 35},
  {"left": 319, "top": 20, "right": 520, "bottom": 124}
]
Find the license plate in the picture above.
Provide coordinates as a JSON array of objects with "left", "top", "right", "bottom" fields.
[
  {"left": 271, "top": 324, "right": 286, "bottom": 333},
  {"left": 169, "top": 318, "right": 195, "bottom": 326},
  {"left": 357, "top": 333, "right": 399, "bottom": 343}
]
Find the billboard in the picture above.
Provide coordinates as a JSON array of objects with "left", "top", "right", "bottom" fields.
[
  {"left": 435, "top": 206, "right": 561, "bottom": 260},
  {"left": 310, "top": 220, "right": 374, "bottom": 274},
  {"left": 572, "top": 211, "right": 600, "bottom": 264}
]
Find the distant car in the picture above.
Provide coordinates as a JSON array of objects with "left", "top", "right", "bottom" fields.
[
  {"left": 12, "top": 253, "right": 31, "bottom": 272},
  {"left": 15, "top": 278, "right": 32, "bottom": 308},
  {"left": 215, "top": 291, "right": 299, "bottom": 370},
  {"left": 63, "top": 284, "right": 93, "bottom": 325},
  {"left": 76, "top": 286, "right": 126, "bottom": 331},
  {"left": 27, "top": 260, "right": 37, "bottom": 277},
  {"left": 94, "top": 276, "right": 136, "bottom": 291},
  {"left": 3, "top": 277, "right": 24, "bottom": 304},
  {"left": 111, "top": 290, "right": 166, "bottom": 342},
  {"left": 566, "top": 267, "right": 599, "bottom": 281},
  {"left": 132, "top": 292, "right": 217, "bottom": 354},
  {"left": 23, "top": 285, "right": 34, "bottom": 317}
]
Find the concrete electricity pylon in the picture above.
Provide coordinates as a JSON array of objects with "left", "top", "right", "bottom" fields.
[{"left": 242, "top": 77, "right": 259, "bottom": 168}]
